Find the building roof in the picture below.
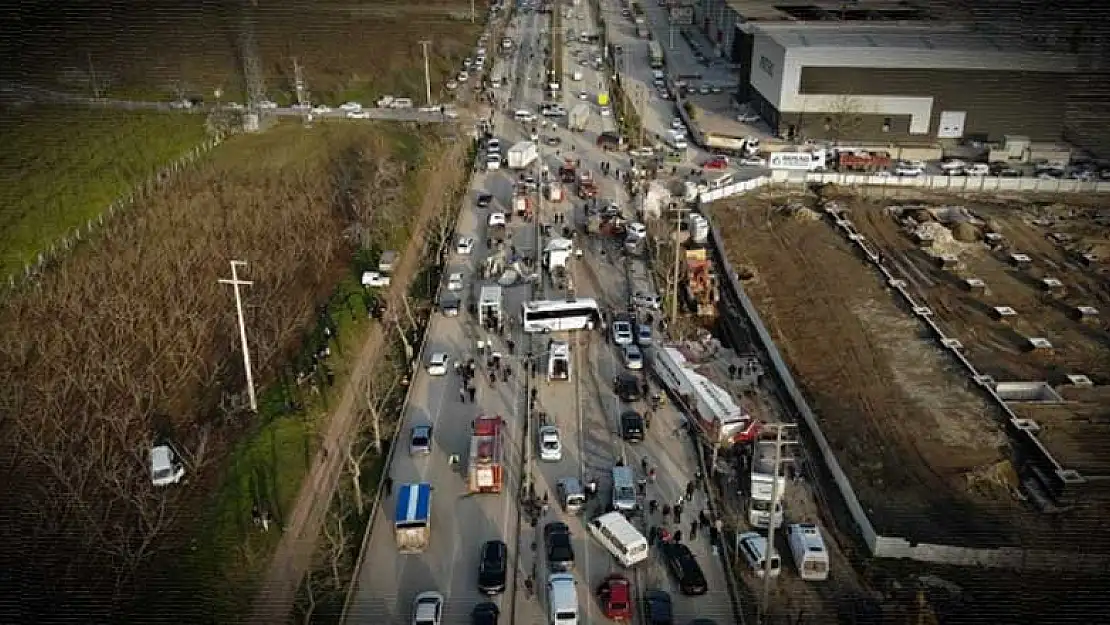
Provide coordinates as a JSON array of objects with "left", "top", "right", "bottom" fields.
[
  {"left": 755, "top": 23, "right": 1079, "bottom": 73},
  {"left": 726, "top": 0, "right": 932, "bottom": 23}
]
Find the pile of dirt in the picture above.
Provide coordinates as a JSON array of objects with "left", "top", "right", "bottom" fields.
[
  {"left": 950, "top": 221, "right": 982, "bottom": 242},
  {"left": 964, "top": 460, "right": 1019, "bottom": 498},
  {"left": 915, "top": 221, "right": 975, "bottom": 257},
  {"left": 793, "top": 206, "right": 822, "bottom": 221}
]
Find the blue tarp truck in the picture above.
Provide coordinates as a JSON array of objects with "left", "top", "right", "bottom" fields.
[{"left": 394, "top": 482, "right": 432, "bottom": 553}]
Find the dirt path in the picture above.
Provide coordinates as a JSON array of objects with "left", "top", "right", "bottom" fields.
[{"left": 249, "top": 140, "right": 467, "bottom": 625}]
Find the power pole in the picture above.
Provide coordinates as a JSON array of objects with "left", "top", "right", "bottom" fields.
[
  {"left": 218, "top": 261, "right": 258, "bottom": 412},
  {"left": 669, "top": 24, "right": 675, "bottom": 50},
  {"left": 292, "top": 56, "right": 308, "bottom": 107},
  {"left": 239, "top": 0, "right": 266, "bottom": 108},
  {"left": 758, "top": 422, "right": 798, "bottom": 624},
  {"left": 669, "top": 205, "right": 691, "bottom": 326},
  {"left": 87, "top": 52, "right": 101, "bottom": 99},
  {"left": 419, "top": 40, "right": 434, "bottom": 107},
  {"left": 471, "top": 0, "right": 476, "bottom": 23},
  {"left": 638, "top": 84, "right": 647, "bottom": 147}
]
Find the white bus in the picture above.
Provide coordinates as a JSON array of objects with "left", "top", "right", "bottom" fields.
[{"left": 522, "top": 298, "right": 601, "bottom": 333}]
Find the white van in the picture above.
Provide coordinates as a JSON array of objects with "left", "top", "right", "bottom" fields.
[
  {"left": 786, "top": 523, "right": 830, "bottom": 581},
  {"left": 610, "top": 466, "right": 637, "bottom": 511},
  {"left": 515, "top": 109, "right": 536, "bottom": 123},
  {"left": 391, "top": 97, "right": 413, "bottom": 109},
  {"left": 737, "top": 532, "right": 782, "bottom": 578},
  {"left": 547, "top": 573, "right": 579, "bottom": 625},
  {"left": 548, "top": 341, "right": 571, "bottom": 380},
  {"left": 708, "top": 172, "right": 733, "bottom": 189},
  {"left": 588, "top": 511, "right": 649, "bottom": 567}
]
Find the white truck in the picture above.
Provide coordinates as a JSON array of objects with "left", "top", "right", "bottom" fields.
[
  {"left": 568, "top": 103, "right": 590, "bottom": 132},
  {"left": 686, "top": 213, "right": 709, "bottom": 245},
  {"left": 507, "top": 141, "right": 539, "bottom": 169},
  {"left": 748, "top": 439, "right": 789, "bottom": 529}
]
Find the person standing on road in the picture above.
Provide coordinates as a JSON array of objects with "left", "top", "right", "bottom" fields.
[
  {"left": 686, "top": 480, "right": 696, "bottom": 500},
  {"left": 467, "top": 385, "right": 477, "bottom": 403},
  {"left": 648, "top": 499, "right": 659, "bottom": 515},
  {"left": 690, "top": 518, "right": 699, "bottom": 539},
  {"left": 641, "top": 456, "right": 649, "bottom": 473},
  {"left": 459, "top": 386, "right": 467, "bottom": 403}
]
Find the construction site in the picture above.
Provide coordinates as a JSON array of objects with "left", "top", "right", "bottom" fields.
[{"left": 707, "top": 187, "right": 1110, "bottom": 558}]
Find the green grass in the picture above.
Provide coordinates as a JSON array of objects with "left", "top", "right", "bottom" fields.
[{"left": 0, "top": 106, "right": 209, "bottom": 277}]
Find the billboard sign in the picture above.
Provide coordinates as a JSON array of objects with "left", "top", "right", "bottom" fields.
[{"left": 769, "top": 151, "right": 824, "bottom": 171}]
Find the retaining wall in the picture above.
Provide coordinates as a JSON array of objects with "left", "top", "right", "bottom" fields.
[{"left": 701, "top": 176, "right": 1110, "bottom": 572}]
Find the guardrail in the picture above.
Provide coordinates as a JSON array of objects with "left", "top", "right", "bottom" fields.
[{"left": 699, "top": 175, "right": 1110, "bottom": 572}]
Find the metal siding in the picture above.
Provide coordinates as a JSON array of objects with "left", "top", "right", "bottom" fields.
[
  {"left": 414, "top": 482, "right": 431, "bottom": 520},
  {"left": 394, "top": 483, "right": 414, "bottom": 522},
  {"left": 795, "top": 66, "right": 1068, "bottom": 142}
]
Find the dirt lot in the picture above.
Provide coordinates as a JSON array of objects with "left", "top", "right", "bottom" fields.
[
  {"left": 838, "top": 193, "right": 1110, "bottom": 480},
  {"left": 3, "top": 0, "right": 481, "bottom": 103},
  {"left": 710, "top": 191, "right": 1044, "bottom": 551}
]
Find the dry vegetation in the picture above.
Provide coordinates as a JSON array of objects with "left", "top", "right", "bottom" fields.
[
  {"left": 2, "top": 0, "right": 482, "bottom": 104},
  {"left": 0, "top": 119, "right": 447, "bottom": 623}
]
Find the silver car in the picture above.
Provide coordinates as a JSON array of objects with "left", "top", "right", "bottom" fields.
[{"left": 410, "top": 425, "right": 433, "bottom": 455}]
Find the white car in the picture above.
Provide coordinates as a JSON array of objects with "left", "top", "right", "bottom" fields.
[
  {"left": 486, "top": 153, "right": 502, "bottom": 170},
  {"left": 488, "top": 212, "right": 507, "bottom": 227},
  {"left": 939, "top": 159, "right": 967, "bottom": 173},
  {"left": 446, "top": 80, "right": 459, "bottom": 91},
  {"left": 361, "top": 271, "right": 390, "bottom": 288},
  {"left": 456, "top": 237, "right": 475, "bottom": 255},
  {"left": 632, "top": 291, "right": 662, "bottom": 310},
  {"left": 739, "top": 156, "right": 766, "bottom": 167},
  {"left": 611, "top": 320, "right": 634, "bottom": 345},
  {"left": 458, "top": 71, "right": 469, "bottom": 82},
  {"left": 578, "top": 91, "right": 589, "bottom": 100},
  {"left": 600, "top": 107, "right": 611, "bottom": 117},
  {"left": 626, "top": 222, "right": 647, "bottom": 239},
  {"left": 895, "top": 160, "right": 925, "bottom": 176},
  {"left": 258, "top": 100, "right": 279, "bottom": 110},
  {"left": 515, "top": 109, "right": 536, "bottom": 122},
  {"left": 447, "top": 272, "right": 465, "bottom": 291},
  {"left": 311, "top": 105, "right": 332, "bottom": 114},
  {"left": 629, "top": 147, "right": 654, "bottom": 158},
  {"left": 538, "top": 425, "right": 563, "bottom": 462},
  {"left": 622, "top": 344, "right": 644, "bottom": 370},
  {"left": 486, "top": 138, "right": 501, "bottom": 153},
  {"left": 339, "top": 101, "right": 362, "bottom": 112},
  {"left": 671, "top": 118, "right": 684, "bottom": 129},
  {"left": 737, "top": 112, "right": 760, "bottom": 123},
  {"left": 427, "top": 352, "right": 450, "bottom": 376},
  {"left": 347, "top": 110, "right": 371, "bottom": 119},
  {"left": 412, "top": 591, "right": 444, "bottom": 625}
]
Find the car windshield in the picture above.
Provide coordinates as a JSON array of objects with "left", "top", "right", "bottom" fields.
[{"left": 543, "top": 439, "right": 559, "bottom": 449}]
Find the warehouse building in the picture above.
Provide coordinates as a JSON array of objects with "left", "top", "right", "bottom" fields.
[{"left": 737, "top": 22, "right": 1079, "bottom": 144}]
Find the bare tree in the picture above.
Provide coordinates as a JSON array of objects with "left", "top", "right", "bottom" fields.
[
  {"left": 321, "top": 495, "right": 349, "bottom": 590},
  {"left": 822, "top": 95, "right": 866, "bottom": 144},
  {"left": 300, "top": 572, "right": 318, "bottom": 625}
]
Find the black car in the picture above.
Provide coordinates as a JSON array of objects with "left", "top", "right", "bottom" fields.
[
  {"left": 471, "top": 601, "right": 501, "bottom": 625},
  {"left": 614, "top": 372, "right": 642, "bottom": 402},
  {"left": 477, "top": 540, "right": 508, "bottom": 594},
  {"left": 544, "top": 522, "right": 575, "bottom": 571},
  {"left": 620, "top": 410, "right": 645, "bottom": 442},
  {"left": 476, "top": 192, "right": 493, "bottom": 208},
  {"left": 643, "top": 589, "right": 674, "bottom": 625},
  {"left": 661, "top": 542, "right": 707, "bottom": 595}
]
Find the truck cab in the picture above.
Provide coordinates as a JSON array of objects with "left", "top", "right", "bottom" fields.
[{"left": 548, "top": 340, "right": 571, "bottom": 380}]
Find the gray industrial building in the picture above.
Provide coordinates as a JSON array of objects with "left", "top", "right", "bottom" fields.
[{"left": 738, "top": 23, "right": 1080, "bottom": 144}]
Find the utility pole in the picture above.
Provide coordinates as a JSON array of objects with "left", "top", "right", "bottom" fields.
[
  {"left": 668, "top": 204, "right": 691, "bottom": 326},
  {"left": 292, "top": 56, "right": 307, "bottom": 107},
  {"left": 87, "top": 52, "right": 101, "bottom": 99},
  {"left": 638, "top": 84, "right": 647, "bottom": 148},
  {"left": 669, "top": 24, "right": 675, "bottom": 50},
  {"left": 758, "top": 422, "right": 798, "bottom": 624},
  {"left": 419, "top": 40, "right": 434, "bottom": 107},
  {"left": 471, "top": 0, "right": 476, "bottom": 23},
  {"left": 218, "top": 261, "right": 258, "bottom": 412}
]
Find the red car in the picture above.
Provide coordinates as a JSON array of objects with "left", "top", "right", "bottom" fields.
[
  {"left": 702, "top": 156, "right": 729, "bottom": 170},
  {"left": 597, "top": 574, "right": 633, "bottom": 621}
]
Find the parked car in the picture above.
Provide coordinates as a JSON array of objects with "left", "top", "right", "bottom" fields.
[
  {"left": 626, "top": 222, "right": 648, "bottom": 239},
  {"left": 456, "top": 236, "right": 476, "bottom": 255},
  {"left": 894, "top": 160, "right": 925, "bottom": 176},
  {"left": 614, "top": 372, "right": 642, "bottom": 402},
  {"left": 471, "top": 602, "right": 500, "bottom": 625},
  {"left": 737, "top": 531, "right": 782, "bottom": 578},
  {"left": 544, "top": 521, "right": 575, "bottom": 571},
  {"left": 427, "top": 352, "right": 450, "bottom": 376},
  {"left": 643, "top": 589, "right": 673, "bottom": 625},
  {"left": 611, "top": 319, "right": 634, "bottom": 345},
  {"left": 478, "top": 540, "right": 508, "bottom": 595},
  {"left": 447, "top": 272, "right": 465, "bottom": 291},
  {"left": 347, "top": 110, "right": 371, "bottom": 119},
  {"left": 635, "top": 323, "right": 653, "bottom": 346},
  {"left": 620, "top": 410, "right": 645, "bottom": 443},
  {"left": 476, "top": 192, "right": 493, "bottom": 208},
  {"left": 411, "top": 591, "right": 444, "bottom": 625},
  {"left": 446, "top": 80, "right": 459, "bottom": 90},
  {"left": 538, "top": 425, "right": 563, "bottom": 461},
  {"left": 339, "top": 101, "right": 363, "bottom": 112},
  {"left": 597, "top": 574, "right": 633, "bottom": 621},
  {"left": 739, "top": 156, "right": 766, "bottom": 167},
  {"left": 661, "top": 542, "right": 707, "bottom": 595},
  {"left": 737, "top": 112, "right": 760, "bottom": 123},
  {"left": 361, "top": 271, "right": 391, "bottom": 288},
  {"left": 632, "top": 291, "right": 662, "bottom": 310},
  {"left": 488, "top": 212, "right": 507, "bottom": 227},
  {"left": 702, "top": 156, "right": 729, "bottom": 170},
  {"left": 409, "top": 424, "right": 433, "bottom": 455},
  {"left": 312, "top": 105, "right": 332, "bottom": 114}
]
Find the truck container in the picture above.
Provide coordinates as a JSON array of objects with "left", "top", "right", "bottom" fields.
[
  {"left": 394, "top": 482, "right": 432, "bottom": 552},
  {"left": 568, "top": 103, "right": 591, "bottom": 131},
  {"left": 747, "top": 438, "right": 789, "bottom": 529},
  {"left": 468, "top": 416, "right": 506, "bottom": 493},
  {"left": 507, "top": 141, "right": 539, "bottom": 169},
  {"left": 512, "top": 195, "right": 534, "bottom": 218},
  {"left": 685, "top": 213, "right": 709, "bottom": 245}
]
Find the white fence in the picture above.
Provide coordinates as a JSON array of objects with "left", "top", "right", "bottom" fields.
[
  {"left": 701, "top": 172, "right": 1110, "bottom": 572},
  {"left": 797, "top": 170, "right": 1110, "bottom": 194},
  {"left": 4, "top": 135, "right": 225, "bottom": 293}
]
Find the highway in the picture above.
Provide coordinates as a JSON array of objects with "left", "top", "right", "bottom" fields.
[{"left": 346, "top": 1, "right": 740, "bottom": 623}]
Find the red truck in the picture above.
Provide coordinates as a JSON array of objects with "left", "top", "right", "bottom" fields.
[
  {"left": 578, "top": 171, "right": 598, "bottom": 199},
  {"left": 835, "top": 150, "right": 892, "bottom": 172},
  {"left": 468, "top": 416, "right": 505, "bottom": 494}
]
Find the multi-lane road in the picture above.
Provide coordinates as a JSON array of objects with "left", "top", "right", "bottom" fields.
[{"left": 345, "top": 2, "right": 740, "bottom": 623}]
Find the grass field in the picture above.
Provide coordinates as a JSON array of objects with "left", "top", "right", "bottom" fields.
[
  {"left": 3, "top": 0, "right": 483, "bottom": 106},
  {"left": 0, "top": 106, "right": 209, "bottom": 277}
]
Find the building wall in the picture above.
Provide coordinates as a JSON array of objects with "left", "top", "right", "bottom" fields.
[
  {"left": 749, "top": 32, "right": 787, "bottom": 109},
  {"left": 796, "top": 66, "right": 1068, "bottom": 142}
]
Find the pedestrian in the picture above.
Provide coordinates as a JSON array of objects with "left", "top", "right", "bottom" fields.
[
  {"left": 531, "top": 387, "right": 539, "bottom": 401},
  {"left": 641, "top": 456, "right": 649, "bottom": 473},
  {"left": 699, "top": 509, "right": 710, "bottom": 527},
  {"left": 690, "top": 519, "right": 699, "bottom": 538},
  {"left": 459, "top": 386, "right": 467, "bottom": 403},
  {"left": 468, "top": 385, "right": 477, "bottom": 402},
  {"left": 676, "top": 494, "right": 685, "bottom": 508},
  {"left": 673, "top": 530, "right": 683, "bottom": 543},
  {"left": 695, "top": 469, "right": 704, "bottom": 485},
  {"left": 384, "top": 476, "right": 394, "bottom": 496},
  {"left": 637, "top": 481, "right": 646, "bottom": 497},
  {"left": 686, "top": 480, "right": 696, "bottom": 499},
  {"left": 503, "top": 367, "right": 511, "bottom": 382},
  {"left": 662, "top": 503, "right": 671, "bottom": 517},
  {"left": 648, "top": 499, "right": 659, "bottom": 515},
  {"left": 640, "top": 381, "right": 649, "bottom": 399},
  {"left": 489, "top": 371, "right": 496, "bottom": 387},
  {"left": 525, "top": 577, "right": 534, "bottom": 597},
  {"left": 728, "top": 363, "right": 737, "bottom": 379},
  {"left": 507, "top": 338, "right": 516, "bottom": 354},
  {"left": 648, "top": 467, "right": 656, "bottom": 483}
]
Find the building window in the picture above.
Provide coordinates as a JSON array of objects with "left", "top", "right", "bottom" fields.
[
  {"left": 759, "top": 55, "right": 774, "bottom": 76},
  {"left": 882, "top": 117, "right": 892, "bottom": 132}
]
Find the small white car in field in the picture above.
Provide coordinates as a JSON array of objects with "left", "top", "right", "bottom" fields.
[
  {"left": 361, "top": 271, "right": 391, "bottom": 288},
  {"left": 447, "top": 272, "right": 465, "bottom": 291},
  {"left": 347, "top": 110, "right": 371, "bottom": 119},
  {"left": 488, "top": 212, "right": 507, "bottom": 227},
  {"left": 538, "top": 425, "right": 563, "bottom": 462},
  {"left": 312, "top": 104, "right": 332, "bottom": 114},
  {"left": 339, "top": 101, "right": 362, "bottom": 112},
  {"left": 456, "top": 237, "right": 475, "bottom": 255},
  {"left": 426, "top": 352, "right": 450, "bottom": 376},
  {"left": 446, "top": 80, "right": 459, "bottom": 91}
]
